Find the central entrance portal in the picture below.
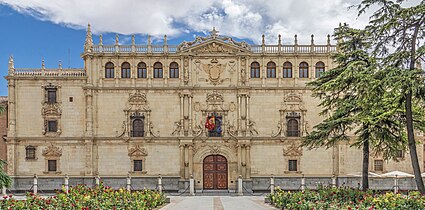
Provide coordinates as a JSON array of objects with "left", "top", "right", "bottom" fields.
[{"left": 203, "top": 155, "right": 228, "bottom": 190}]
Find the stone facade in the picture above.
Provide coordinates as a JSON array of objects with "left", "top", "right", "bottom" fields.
[
  {"left": 4, "top": 26, "right": 425, "bottom": 191},
  {"left": 0, "top": 97, "right": 7, "bottom": 166}
]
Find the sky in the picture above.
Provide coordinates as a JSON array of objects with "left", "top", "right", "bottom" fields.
[{"left": 0, "top": 0, "right": 421, "bottom": 96}]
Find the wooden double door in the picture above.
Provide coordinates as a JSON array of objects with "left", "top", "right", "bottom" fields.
[{"left": 203, "top": 155, "right": 228, "bottom": 190}]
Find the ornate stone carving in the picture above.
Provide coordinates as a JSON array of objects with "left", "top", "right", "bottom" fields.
[
  {"left": 42, "top": 145, "right": 62, "bottom": 157},
  {"left": 283, "top": 142, "right": 303, "bottom": 157},
  {"left": 42, "top": 103, "right": 62, "bottom": 116},
  {"left": 128, "top": 145, "right": 148, "bottom": 158},
  {"left": 171, "top": 120, "right": 183, "bottom": 136},
  {"left": 247, "top": 119, "right": 259, "bottom": 136},
  {"left": 126, "top": 90, "right": 149, "bottom": 110},
  {"left": 271, "top": 121, "right": 283, "bottom": 137},
  {"left": 202, "top": 58, "right": 226, "bottom": 85}
]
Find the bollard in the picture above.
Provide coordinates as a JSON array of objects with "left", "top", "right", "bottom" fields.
[
  {"left": 238, "top": 175, "right": 243, "bottom": 196},
  {"left": 332, "top": 175, "right": 337, "bottom": 188},
  {"left": 270, "top": 175, "right": 275, "bottom": 195},
  {"left": 126, "top": 174, "right": 131, "bottom": 192},
  {"left": 158, "top": 175, "right": 163, "bottom": 193},
  {"left": 95, "top": 175, "right": 100, "bottom": 187},
  {"left": 33, "top": 174, "right": 38, "bottom": 195},
  {"left": 301, "top": 174, "right": 305, "bottom": 192},
  {"left": 2, "top": 186, "right": 6, "bottom": 196},
  {"left": 394, "top": 175, "right": 398, "bottom": 194},
  {"left": 189, "top": 175, "right": 195, "bottom": 196},
  {"left": 64, "top": 175, "right": 69, "bottom": 194}
]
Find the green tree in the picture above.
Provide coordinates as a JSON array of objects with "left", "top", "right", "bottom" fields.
[
  {"left": 303, "top": 24, "right": 406, "bottom": 191},
  {"left": 356, "top": 0, "right": 425, "bottom": 193},
  {"left": 0, "top": 159, "right": 11, "bottom": 189}
]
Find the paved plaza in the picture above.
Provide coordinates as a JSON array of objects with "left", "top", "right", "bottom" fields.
[{"left": 160, "top": 196, "right": 276, "bottom": 210}]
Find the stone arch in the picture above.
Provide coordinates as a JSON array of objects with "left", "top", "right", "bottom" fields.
[{"left": 193, "top": 145, "right": 237, "bottom": 164}]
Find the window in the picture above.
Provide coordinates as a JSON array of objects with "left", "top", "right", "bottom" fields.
[
  {"left": 131, "top": 118, "right": 145, "bottom": 137},
  {"left": 47, "top": 120, "right": 57, "bottom": 132},
  {"left": 206, "top": 112, "right": 223, "bottom": 137},
  {"left": 169, "top": 62, "right": 179, "bottom": 78},
  {"left": 47, "top": 88, "right": 57, "bottom": 104},
  {"left": 299, "top": 62, "right": 309, "bottom": 78},
  {"left": 153, "top": 62, "right": 163, "bottom": 78},
  {"left": 288, "top": 160, "right": 297, "bottom": 171},
  {"left": 283, "top": 62, "right": 292, "bottom": 78},
  {"left": 69, "top": 97, "right": 73, "bottom": 102},
  {"left": 250, "top": 62, "right": 260, "bottom": 78},
  {"left": 374, "top": 160, "right": 383, "bottom": 171},
  {"left": 48, "top": 160, "right": 57, "bottom": 172},
  {"left": 137, "top": 62, "right": 147, "bottom": 78},
  {"left": 395, "top": 150, "right": 404, "bottom": 158},
  {"left": 315, "top": 61, "right": 325, "bottom": 78},
  {"left": 287, "top": 119, "right": 299, "bottom": 137},
  {"left": 267, "top": 62, "right": 276, "bottom": 78},
  {"left": 105, "top": 62, "right": 115, "bottom": 78},
  {"left": 26, "top": 146, "right": 36, "bottom": 160},
  {"left": 134, "top": 160, "right": 143, "bottom": 172},
  {"left": 121, "top": 62, "right": 131, "bottom": 78}
]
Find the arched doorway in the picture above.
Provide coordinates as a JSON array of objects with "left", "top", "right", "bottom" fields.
[{"left": 203, "top": 155, "right": 228, "bottom": 190}]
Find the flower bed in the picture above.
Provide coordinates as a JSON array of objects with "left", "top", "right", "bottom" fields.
[
  {"left": 0, "top": 184, "right": 166, "bottom": 210},
  {"left": 268, "top": 187, "right": 425, "bottom": 210}
]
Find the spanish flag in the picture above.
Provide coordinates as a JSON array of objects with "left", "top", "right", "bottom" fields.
[{"left": 205, "top": 115, "right": 215, "bottom": 131}]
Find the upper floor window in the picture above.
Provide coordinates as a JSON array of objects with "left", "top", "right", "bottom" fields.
[
  {"left": 299, "top": 62, "right": 309, "bottom": 78},
  {"left": 267, "top": 61, "right": 276, "bottom": 78},
  {"left": 46, "top": 88, "right": 57, "bottom": 104},
  {"left": 169, "top": 62, "right": 179, "bottom": 78},
  {"left": 250, "top": 62, "right": 260, "bottom": 78},
  {"left": 105, "top": 62, "right": 115, "bottom": 78},
  {"left": 283, "top": 62, "right": 292, "bottom": 78},
  {"left": 137, "top": 62, "right": 147, "bottom": 78},
  {"left": 287, "top": 119, "right": 299, "bottom": 137},
  {"left": 121, "top": 62, "right": 131, "bottom": 78},
  {"left": 315, "top": 61, "right": 325, "bottom": 78},
  {"left": 47, "top": 120, "right": 58, "bottom": 132},
  {"left": 374, "top": 160, "right": 383, "bottom": 171},
  {"left": 153, "top": 62, "right": 163, "bottom": 78},
  {"left": 26, "top": 146, "right": 36, "bottom": 160}
]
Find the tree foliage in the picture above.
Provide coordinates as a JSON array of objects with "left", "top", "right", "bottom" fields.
[{"left": 0, "top": 159, "right": 11, "bottom": 189}]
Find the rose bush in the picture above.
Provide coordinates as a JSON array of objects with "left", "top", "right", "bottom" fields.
[
  {"left": 0, "top": 183, "right": 166, "bottom": 210},
  {"left": 268, "top": 186, "right": 425, "bottom": 210}
]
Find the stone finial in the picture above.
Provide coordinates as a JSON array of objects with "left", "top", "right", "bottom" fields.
[
  {"left": 59, "top": 60, "right": 62, "bottom": 69},
  {"left": 164, "top": 35, "right": 167, "bottom": 45},
  {"left": 131, "top": 34, "right": 135, "bottom": 45},
  {"left": 147, "top": 35, "right": 151, "bottom": 45},
  {"left": 262, "top": 34, "right": 265, "bottom": 45},
  {"left": 84, "top": 23, "right": 93, "bottom": 52},
  {"left": 311, "top": 34, "right": 314, "bottom": 45},
  {"left": 278, "top": 34, "right": 282, "bottom": 45},
  {"left": 8, "top": 55, "right": 14, "bottom": 70},
  {"left": 327, "top": 34, "right": 331, "bottom": 45},
  {"left": 42, "top": 59, "right": 45, "bottom": 70},
  {"left": 99, "top": 34, "right": 103, "bottom": 45},
  {"left": 210, "top": 27, "right": 219, "bottom": 39},
  {"left": 115, "top": 34, "right": 119, "bottom": 45},
  {"left": 294, "top": 34, "right": 298, "bottom": 45}
]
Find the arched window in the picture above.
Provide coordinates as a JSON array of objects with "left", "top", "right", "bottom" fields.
[
  {"left": 137, "top": 62, "right": 147, "bottom": 78},
  {"left": 153, "top": 62, "right": 163, "bottom": 78},
  {"left": 283, "top": 62, "right": 292, "bottom": 78},
  {"left": 287, "top": 119, "right": 299, "bottom": 137},
  {"left": 315, "top": 61, "right": 325, "bottom": 78},
  {"left": 299, "top": 62, "right": 309, "bottom": 78},
  {"left": 132, "top": 118, "right": 145, "bottom": 137},
  {"left": 250, "top": 62, "right": 260, "bottom": 78},
  {"left": 169, "top": 62, "right": 179, "bottom": 78},
  {"left": 121, "top": 62, "right": 131, "bottom": 78},
  {"left": 267, "top": 61, "right": 276, "bottom": 78},
  {"left": 105, "top": 62, "right": 115, "bottom": 78}
]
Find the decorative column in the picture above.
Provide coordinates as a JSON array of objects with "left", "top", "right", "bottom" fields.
[
  {"left": 179, "top": 145, "right": 185, "bottom": 178},
  {"left": 184, "top": 146, "right": 189, "bottom": 179},
  {"left": 188, "top": 145, "right": 194, "bottom": 177},
  {"left": 246, "top": 145, "right": 251, "bottom": 179}
]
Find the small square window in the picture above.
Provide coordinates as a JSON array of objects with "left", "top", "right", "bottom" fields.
[
  {"left": 374, "top": 160, "right": 383, "bottom": 172},
  {"left": 69, "top": 97, "right": 74, "bottom": 102},
  {"left": 47, "top": 120, "right": 57, "bottom": 132},
  {"left": 134, "top": 160, "right": 143, "bottom": 172},
  {"left": 26, "top": 146, "right": 36, "bottom": 160},
  {"left": 288, "top": 160, "right": 298, "bottom": 172},
  {"left": 48, "top": 160, "right": 57, "bottom": 172}
]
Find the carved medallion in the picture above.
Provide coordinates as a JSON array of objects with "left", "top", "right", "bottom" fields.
[
  {"left": 202, "top": 58, "right": 226, "bottom": 85},
  {"left": 42, "top": 145, "right": 62, "bottom": 157},
  {"left": 128, "top": 145, "right": 148, "bottom": 158}
]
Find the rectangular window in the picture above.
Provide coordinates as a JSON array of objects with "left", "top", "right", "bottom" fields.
[
  {"left": 154, "top": 69, "right": 163, "bottom": 78},
  {"left": 48, "top": 160, "right": 57, "bottom": 172},
  {"left": 395, "top": 150, "right": 404, "bottom": 158},
  {"left": 138, "top": 68, "right": 147, "bottom": 78},
  {"left": 374, "top": 160, "right": 383, "bottom": 171},
  {"left": 288, "top": 160, "right": 297, "bottom": 171},
  {"left": 47, "top": 120, "right": 57, "bottom": 132},
  {"left": 122, "top": 69, "right": 131, "bottom": 78},
  {"left": 283, "top": 69, "right": 292, "bottom": 78},
  {"left": 105, "top": 69, "right": 115, "bottom": 78},
  {"left": 26, "top": 146, "right": 36, "bottom": 160},
  {"left": 134, "top": 160, "right": 143, "bottom": 171},
  {"left": 47, "top": 89, "right": 57, "bottom": 103}
]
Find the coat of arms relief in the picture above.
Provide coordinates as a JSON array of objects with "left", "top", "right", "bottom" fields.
[{"left": 202, "top": 58, "right": 227, "bottom": 85}]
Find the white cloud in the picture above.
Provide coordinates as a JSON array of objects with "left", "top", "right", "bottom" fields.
[{"left": 0, "top": 0, "right": 421, "bottom": 44}]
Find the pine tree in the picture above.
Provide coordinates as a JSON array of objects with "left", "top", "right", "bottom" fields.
[{"left": 356, "top": 0, "right": 425, "bottom": 193}]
